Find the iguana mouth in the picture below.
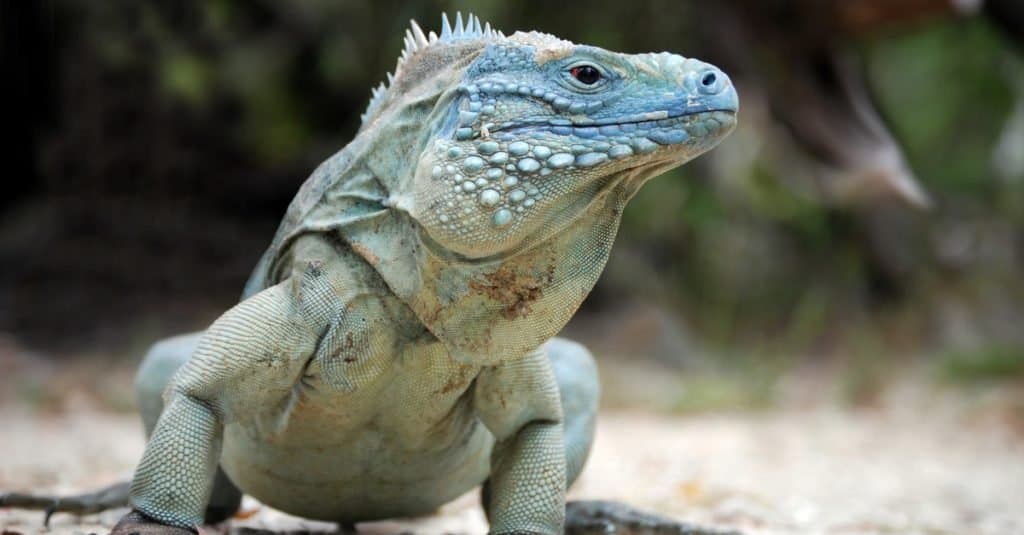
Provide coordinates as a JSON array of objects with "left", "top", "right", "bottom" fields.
[{"left": 490, "top": 109, "right": 736, "bottom": 141}]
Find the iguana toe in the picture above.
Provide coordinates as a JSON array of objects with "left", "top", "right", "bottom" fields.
[{"left": 109, "top": 510, "right": 197, "bottom": 535}]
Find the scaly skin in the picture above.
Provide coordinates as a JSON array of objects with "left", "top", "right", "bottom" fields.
[{"left": 113, "top": 13, "right": 738, "bottom": 535}]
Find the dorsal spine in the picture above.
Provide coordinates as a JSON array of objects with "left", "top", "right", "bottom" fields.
[{"left": 359, "top": 12, "right": 503, "bottom": 127}]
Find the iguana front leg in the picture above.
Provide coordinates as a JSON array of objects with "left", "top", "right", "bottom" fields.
[
  {"left": 114, "top": 262, "right": 337, "bottom": 533},
  {"left": 475, "top": 350, "right": 567, "bottom": 535}
]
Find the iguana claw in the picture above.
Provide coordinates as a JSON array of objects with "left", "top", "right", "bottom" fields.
[
  {"left": 109, "top": 510, "right": 197, "bottom": 535},
  {"left": 565, "top": 500, "right": 744, "bottom": 535},
  {"left": 0, "top": 481, "right": 130, "bottom": 527}
]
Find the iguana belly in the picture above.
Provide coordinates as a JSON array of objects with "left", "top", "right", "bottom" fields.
[
  {"left": 221, "top": 420, "right": 492, "bottom": 521},
  {"left": 218, "top": 342, "right": 494, "bottom": 522}
]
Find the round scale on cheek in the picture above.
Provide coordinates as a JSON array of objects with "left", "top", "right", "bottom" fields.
[
  {"left": 575, "top": 153, "right": 608, "bottom": 167},
  {"left": 479, "top": 189, "right": 501, "bottom": 206},
  {"left": 517, "top": 158, "right": 541, "bottom": 173},
  {"left": 477, "top": 141, "right": 500, "bottom": 155},
  {"left": 508, "top": 142, "right": 531, "bottom": 156},
  {"left": 546, "top": 153, "right": 574, "bottom": 169},
  {"left": 608, "top": 145, "right": 634, "bottom": 159},
  {"left": 463, "top": 156, "right": 486, "bottom": 173},
  {"left": 492, "top": 208, "right": 513, "bottom": 227}
]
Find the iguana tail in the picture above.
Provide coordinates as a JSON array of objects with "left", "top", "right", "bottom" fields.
[{"left": 0, "top": 481, "right": 129, "bottom": 527}]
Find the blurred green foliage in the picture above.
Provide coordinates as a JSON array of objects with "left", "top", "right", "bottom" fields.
[
  {"left": 9, "top": 1, "right": 1024, "bottom": 381},
  {"left": 938, "top": 345, "right": 1024, "bottom": 382}
]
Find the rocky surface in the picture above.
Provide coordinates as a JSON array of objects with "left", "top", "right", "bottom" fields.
[{"left": 2, "top": 394, "right": 1022, "bottom": 535}]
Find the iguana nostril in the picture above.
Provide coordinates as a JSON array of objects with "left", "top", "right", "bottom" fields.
[{"left": 696, "top": 68, "right": 725, "bottom": 94}]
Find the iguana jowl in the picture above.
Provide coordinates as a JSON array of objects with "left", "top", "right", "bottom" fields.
[{"left": 62, "top": 13, "right": 738, "bottom": 534}]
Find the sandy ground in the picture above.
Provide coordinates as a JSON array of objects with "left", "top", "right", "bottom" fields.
[{"left": 2, "top": 391, "right": 1022, "bottom": 535}]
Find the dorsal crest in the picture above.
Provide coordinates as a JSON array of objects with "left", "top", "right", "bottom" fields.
[{"left": 359, "top": 12, "right": 504, "bottom": 128}]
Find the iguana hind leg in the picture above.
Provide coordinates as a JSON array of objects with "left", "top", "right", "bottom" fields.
[{"left": 135, "top": 332, "right": 243, "bottom": 524}]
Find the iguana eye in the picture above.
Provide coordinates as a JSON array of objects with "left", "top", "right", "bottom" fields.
[{"left": 569, "top": 65, "right": 602, "bottom": 85}]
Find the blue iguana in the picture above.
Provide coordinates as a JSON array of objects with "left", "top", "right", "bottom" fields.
[{"left": 4, "top": 13, "right": 738, "bottom": 535}]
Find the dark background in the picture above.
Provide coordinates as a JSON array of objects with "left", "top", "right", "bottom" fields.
[{"left": 2, "top": 0, "right": 1023, "bottom": 396}]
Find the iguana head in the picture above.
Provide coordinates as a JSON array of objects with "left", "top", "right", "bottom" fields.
[{"left": 361, "top": 14, "right": 738, "bottom": 259}]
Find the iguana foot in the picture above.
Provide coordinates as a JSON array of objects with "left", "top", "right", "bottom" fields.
[
  {"left": 110, "top": 510, "right": 197, "bottom": 535},
  {"left": 0, "top": 481, "right": 130, "bottom": 527},
  {"left": 565, "top": 500, "right": 743, "bottom": 535}
]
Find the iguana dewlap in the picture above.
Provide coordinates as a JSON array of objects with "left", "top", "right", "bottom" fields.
[{"left": 116, "top": 13, "right": 737, "bottom": 535}]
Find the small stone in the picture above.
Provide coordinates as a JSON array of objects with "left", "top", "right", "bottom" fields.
[
  {"left": 432, "top": 165, "right": 444, "bottom": 179},
  {"left": 447, "top": 146, "right": 464, "bottom": 158},
  {"left": 532, "top": 146, "right": 552, "bottom": 159},
  {"left": 509, "top": 189, "right": 527, "bottom": 203},
  {"left": 489, "top": 152, "right": 509, "bottom": 165},
  {"left": 456, "top": 128, "right": 474, "bottom": 140},
  {"left": 504, "top": 175, "right": 519, "bottom": 187},
  {"left": 462, "top": 181, "right": 477, "bottom": 192},
  {"left": 486, "top": 168, "right": 504, "bottom": 180},
  {"left": 523, "top": 198, "right": 536, "bottom": 207}
]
